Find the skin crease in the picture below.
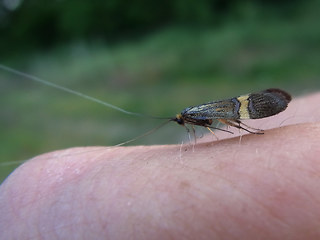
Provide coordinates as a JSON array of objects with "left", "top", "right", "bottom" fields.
[{"left": 1, "top": 93, "right": 320, "bottom": 240}]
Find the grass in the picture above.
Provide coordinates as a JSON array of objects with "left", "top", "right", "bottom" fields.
[{"left": 1, "top": 7, "right": 320, "bottom": 182}]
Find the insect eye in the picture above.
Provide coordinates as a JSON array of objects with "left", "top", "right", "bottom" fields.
[{"left": 176, "top": 118, "right": 184, "bottom": 125}]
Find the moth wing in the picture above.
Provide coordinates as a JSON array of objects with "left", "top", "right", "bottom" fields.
[{"left": 182, "top": 100, "right": 238, "bottom": 120}]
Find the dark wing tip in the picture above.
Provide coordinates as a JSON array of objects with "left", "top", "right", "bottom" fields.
[{"left": 264, "top": 88, "right": 292, "bottom": 103}]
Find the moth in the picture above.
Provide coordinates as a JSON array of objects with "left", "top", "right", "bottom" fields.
[{"left": 172, "top": 88, "right": 291, "bottom": 134}]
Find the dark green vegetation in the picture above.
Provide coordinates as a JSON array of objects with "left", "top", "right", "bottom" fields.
[
  {"left": 1, "top": 0, "right": 320, "bottom": 182},
  {"left": 0, "top": 0, "right": 306, "bottom": 55}
]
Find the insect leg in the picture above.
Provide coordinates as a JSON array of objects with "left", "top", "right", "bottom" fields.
[
  {"left": 234, "top": 120, "right": 264, "bottom": 132},
  {"left": 184, "top": 125, "right": 193, "bottom": 144},
  {"left": 205, "top": 125, "right": 234, "bottom": 134},
  {"left": 191, "top": 125, "right": 197, "bottom": 151},
  {"left": 218, "top": 119, "right": 264, "bottom": 135},
  {"left": 206, "top": 127, "right": 219, "bottom": 140},
  {"left": 191, "top": 125, "right": 197, "bottom": 145}
]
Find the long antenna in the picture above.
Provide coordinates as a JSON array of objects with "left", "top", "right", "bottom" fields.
[
  {"left": 0, "top": 64, "right": 145, "bottom": 117},
  {"left": 115, "top": 120, "right": 172, "bottom": 146}
]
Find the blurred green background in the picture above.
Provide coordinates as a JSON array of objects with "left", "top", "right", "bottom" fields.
[{"left": 1, "top": 0, "right": 320, "bottom": 182}]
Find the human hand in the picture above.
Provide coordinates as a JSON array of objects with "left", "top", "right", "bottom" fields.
[{"left": 1, "top": 92, "right": 320, "bottom": 240}]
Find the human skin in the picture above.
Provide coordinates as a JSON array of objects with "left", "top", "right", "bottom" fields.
[{"left": 1, "top": 92, "right": 320, "bottom": 240}]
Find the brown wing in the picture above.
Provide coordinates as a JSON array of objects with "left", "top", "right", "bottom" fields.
[{"left": 181, "top": 98, "right": 240, "bottom": 120}]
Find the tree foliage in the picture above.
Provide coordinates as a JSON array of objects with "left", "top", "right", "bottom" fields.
[{"left": 0, "top": 0, "right": 307, "bottom": 53}]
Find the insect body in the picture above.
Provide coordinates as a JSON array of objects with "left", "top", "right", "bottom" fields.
[{"left": 173, "top": 88, "right": 291, "bottom": 134}]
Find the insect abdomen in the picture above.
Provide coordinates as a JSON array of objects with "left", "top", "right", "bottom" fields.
[{"left": 238, "top": 88, "right": 292, "bottom": 120}]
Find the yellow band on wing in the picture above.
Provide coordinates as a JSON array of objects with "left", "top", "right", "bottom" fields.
[{"left": 237, "top": 95, "right": 250, "bottom": 119}]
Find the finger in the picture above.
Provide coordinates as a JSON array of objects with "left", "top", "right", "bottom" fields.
[{"left": 1, "top": 122, "right": 320, "bottom": 239}]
